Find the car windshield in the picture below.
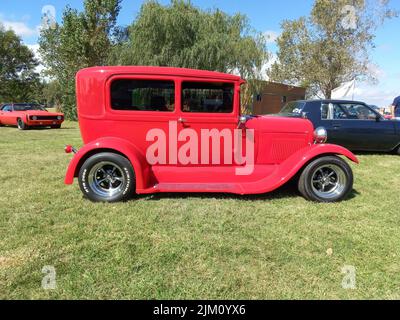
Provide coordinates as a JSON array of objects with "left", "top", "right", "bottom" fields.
[
  {"left": 279, "top": 101, "right": 306, "bottom": 115},
  {"left": 13, "top": 104, "right": 45, "bottom": 111}
]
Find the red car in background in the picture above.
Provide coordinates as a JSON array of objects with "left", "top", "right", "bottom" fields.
[{"left": 0, "top": 103, "right": 64, "bottom": 130}]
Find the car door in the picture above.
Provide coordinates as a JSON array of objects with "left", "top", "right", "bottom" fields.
[
  {"left": 340, "top": 103, "right": 397, "bottom": 151},
  {"left": 107, "top": 76, "right": 178, "bottom": 166},
  {"left": 319, "top": 102, "right": 350, "bottom": 147},
  {"left": 176, "top": 79, "right": 240, "bottom": 167},
  {"left": 0, "top": 105, "right": 14, "bottom": 125},
  {"left": 328, "top": 103, "right": 397, "bottom": 151}
]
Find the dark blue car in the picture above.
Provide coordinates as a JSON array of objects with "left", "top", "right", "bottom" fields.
[{"left": 279, "top": 100, "right": 400, "bottom": 154}]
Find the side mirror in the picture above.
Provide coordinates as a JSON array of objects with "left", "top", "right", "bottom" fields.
[{"left": 375, "top": 114, "right": 382, "bottom": 122}]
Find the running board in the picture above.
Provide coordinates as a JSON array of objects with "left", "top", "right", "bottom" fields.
[{"left": 138, "top": 182, "right": 241, "bottom": 194}]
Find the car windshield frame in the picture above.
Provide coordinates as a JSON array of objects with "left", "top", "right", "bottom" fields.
[{"left": 13, "top": 104, "right": 46, "bottom": 112}]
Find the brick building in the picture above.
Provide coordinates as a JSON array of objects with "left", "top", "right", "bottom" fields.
[{"left": 252, "top": 81, "right": 306, "bottom": 115}]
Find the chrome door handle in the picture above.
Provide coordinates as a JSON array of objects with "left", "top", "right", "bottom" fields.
[{"left": 178, "top": 117, "right": 187, "bottom": 123}]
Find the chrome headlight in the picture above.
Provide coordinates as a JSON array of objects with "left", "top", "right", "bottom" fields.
[
  {"left": 57, "top": 116, "right": 62, "bottom": 120},
  {"left": 314, "top": 127, "right": 327, "bottom": 144},
  {"left": 31, "top": 116, "right": 37, "bottom": 120}
]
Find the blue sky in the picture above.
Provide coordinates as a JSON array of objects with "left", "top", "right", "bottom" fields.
[{"left": 1, "top": 0, "right": 399, "bottom": 106}]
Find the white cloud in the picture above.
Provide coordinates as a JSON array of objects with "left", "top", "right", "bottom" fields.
[
  {"left": 0, "top": 16, "right": 39, "bottom": 37},
  {"left": 27, "top": 44, "right": 40, "bottom": 56},
  {"left": 27, "top": 43, "right": 45, "bottom": 75},
  {"left": 337, "top": 83, "right": 397, "bottom": 107},
  {"left": 264, "top": 30, "right": 280, "bottom": 44},
  {"left": 367, "top": 63, "right": 386, "bottom": 79},
  {"left": 263, "top": 53, "right": 278, "bottom": 80}
]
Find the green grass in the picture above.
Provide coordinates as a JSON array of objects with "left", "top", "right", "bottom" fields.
[{"left": 1, "top": 121, "right": 400, "bottom": 299}]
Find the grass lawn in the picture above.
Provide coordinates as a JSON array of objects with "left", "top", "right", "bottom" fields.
[{"left": 1, "top": 120, "right": 400, "bottom": 299}]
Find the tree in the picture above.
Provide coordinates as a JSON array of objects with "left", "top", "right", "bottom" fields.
[
  {"left": 0, "top": 25, "right": 40, "bottom": 103},
  {"left": 113, "top": 0, "right": 268, "bottom": 112},
  {"left": 268, "top": 0, "right": 397, "bottom": 99},
  {"left": 39, "top": 0, "right": 122, "bottom": 120},
  {"left": 40, "top": 80, "right": 63, "bottom": 110}
]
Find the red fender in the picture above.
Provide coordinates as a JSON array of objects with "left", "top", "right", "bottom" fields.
[
  {"left": 64, "top": 137, "right": 152, "bottom": 190},
  {"left": 239, "top": 143, "right": 359, "bottom": 194}
]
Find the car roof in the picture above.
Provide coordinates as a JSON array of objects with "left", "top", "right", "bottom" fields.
[
  {"left": 13, "top": 103, "right": 40, "bottom": 105},
  {"left": 1, "top": 103, "right": 39, "bottom": 106},
  {"left": 295, "top": 99, "right": 367, "bottom": 105},
  {"left": 77, "top": 66, "right": 243, "bottom": 82}
]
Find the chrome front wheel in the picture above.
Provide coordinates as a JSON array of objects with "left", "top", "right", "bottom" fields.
[
  {"left": 311, "top": 164, "right": 347, "bottom": 200},
  {"left": 298, "top": 156, "right": 353, "bottom": 202}
]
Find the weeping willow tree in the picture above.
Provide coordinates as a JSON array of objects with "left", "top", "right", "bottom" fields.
[{"left": 112, "top": 0, "right": 269, "bottom": 113}]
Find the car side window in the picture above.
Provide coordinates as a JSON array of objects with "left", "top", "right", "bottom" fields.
[
  {"left": 340, "top": 104, "right": 377, "bottom": 120},
  {"left": 111, "top": 80, "right": 175, "bottom": 112},
  {"left": 2, "top": 105, "right": 12, "bottom": 112},
  {"left": 321, "top": 103, "right": 348, "bottom": 120},
  {"left": 321, "top": 104, "right": 329, "bottom": 119},
  {"left": 332, "top": 104, "right": 348, "bottom": 120},
  {"left": 182, "top": 82, "right": 234, "bottom": 113}
]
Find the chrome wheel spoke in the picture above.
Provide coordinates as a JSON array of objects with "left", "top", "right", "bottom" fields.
[
  {"left": 88, "top": 162, "right": 126, "bottom": 198},
  {"left": 327, "top": 171, "right": 335, "bottom": 178},
  {"left": 311, "top": 164, "right": 347, "bottom": 200},
  {"left": 98, "top": 178, "right": 108, "bottom": 185}
]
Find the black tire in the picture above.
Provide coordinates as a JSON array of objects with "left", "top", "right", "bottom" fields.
[
  {"left": 298, "top": 155, "right": 353, "bottom": 203},
  {"left": 51, "top": 124, "right": 61, "bottom": 129},
  {"left": 17, "top": 118, "right": 28, "bottom": 130},
  {"left": 78, "top": 152, "right": 136, "bottom": 202}
]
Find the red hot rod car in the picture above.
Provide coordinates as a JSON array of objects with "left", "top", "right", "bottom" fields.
[
  {"left": 65, "top": 66, "right": 358, "bottom": 203},
  {"left": 0, "top": 103, "right": 64, "bottom": 130}
]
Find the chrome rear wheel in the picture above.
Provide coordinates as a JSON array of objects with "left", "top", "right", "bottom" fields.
[
  {"left": 78, "top": 152, "right": 135, "bottom": 202},
  {"left": 88, "top": 161, "right": 126, "bottom": 198}
]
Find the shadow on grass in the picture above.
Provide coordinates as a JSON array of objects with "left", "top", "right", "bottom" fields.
[
  {"left": 26, "top": 127, "right": 74, "bottom": 131},
  {"left": 136, "top": 183, "right": 361, "bottom": 203},
  {"left": 353, "top": 150, "right": 398, "bottom": 156},
  {"left": 2, "top": 126, "right": 74, "bottom": 131}
]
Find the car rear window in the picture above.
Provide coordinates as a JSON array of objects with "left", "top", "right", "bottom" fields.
[
  {"left": 182, "top": 82, "right": 234, "bottom": 113},
  {"left": 111, "top": 80, "right": 175, "bottom": 112}
]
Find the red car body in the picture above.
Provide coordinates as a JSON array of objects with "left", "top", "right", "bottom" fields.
[
  {"left": 65, "top": 66, "right": 358, "bottom": 202},
  {"left": 0, "top": 103, "right": 64, "bottom": 129}
]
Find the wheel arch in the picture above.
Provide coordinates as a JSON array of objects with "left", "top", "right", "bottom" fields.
[
  {"left": 73, "top": 148, "right": 129, "bottom": 177},
  {"left": 279, "top": 144, "right": 359, "bottom": 186},
  {"left": 65, "top": 137, "right": 152, "bottom": 190},
  {"left": 289, "top": 152, "right": 352, "bottom": 186},
  {"left": 242, "top": 144, "right": 359, "bottom": 195}
]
